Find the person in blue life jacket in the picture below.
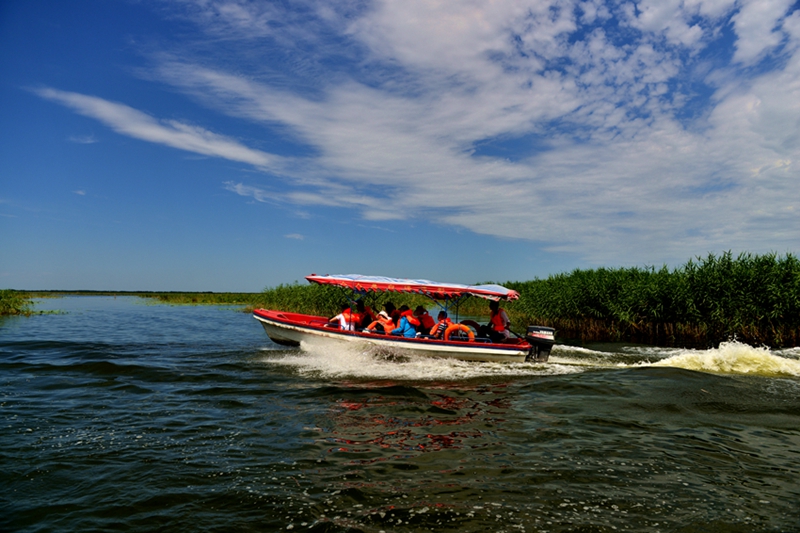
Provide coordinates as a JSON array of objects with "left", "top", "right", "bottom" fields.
[{"left": 390, "top": 305, "right": 418, "bottom": 338}]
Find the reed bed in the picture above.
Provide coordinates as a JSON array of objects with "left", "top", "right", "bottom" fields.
[
  {"left": 501, "top": 252, "right": 800, "bottom": 347},
  {"left": 0, "top": 290, "right": 34, "bottom": 316},
  {"left": 149, "top": 292, "right": 257, "bottom": 305}
]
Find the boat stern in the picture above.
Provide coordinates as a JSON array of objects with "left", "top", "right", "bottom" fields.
[{"left": 524, "top": 325, "right": 556, "bottom": 363}]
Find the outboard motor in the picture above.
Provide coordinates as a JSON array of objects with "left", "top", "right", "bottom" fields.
[{"left": 525, "top": 325, "right": 556, "bottom": 363}]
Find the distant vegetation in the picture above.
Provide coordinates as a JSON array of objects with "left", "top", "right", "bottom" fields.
[
  {"left": 22, "top": 290, "right": 258, "bottom": 305},
  {"left": 7, "top": 252, "right": 800, "bottom": 347},
  {"left": 0, "top": 290, "right": 34, "bottom": 316},
  {"left": 502, "top": 252, "right": 800, "bottom": 348}
]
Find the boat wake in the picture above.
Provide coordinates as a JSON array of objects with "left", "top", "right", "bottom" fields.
[
  {"left": 260, "top": 339, "right": 581, "bottom": 381},
  {"left": 648, "top": 341, "right": 800, "bottom": 377},
  {"left": 260, "top": 340, "right": 800, "bottom": 380},
  {"left": 552, "top": 341, "right": 800, "bottom": 377}
]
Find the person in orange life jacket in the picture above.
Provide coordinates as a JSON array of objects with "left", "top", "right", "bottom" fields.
[
  {"left": 429, "top": 311, "right": 452, "bottom": 339},
  {"left": 329, "top": 303, "right": 360, "bottom": 330},
  {"left": 366, "top": 302, "right": 399, "bottom": 334},
  {"left": 480, "top": 300, "right": 510, "bottom": 342},
  {"left": 391, "top": 305, "right": 419, "bottom": 337},
  {"left": 413, "top": 306, "right": 436, "bottom": 333},
  {"left": 364, "top": 310, "right": 394, "bottom": 334}
]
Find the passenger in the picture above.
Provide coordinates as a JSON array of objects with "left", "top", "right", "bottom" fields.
[
  {"left": 401, "top": 305, "right": 421, "bottom": 329},
  {"left": 329, "top": 302, "right": 360, "bottom": 331},
  {"left": 481, "top": 300, "right": 511, "bottom": 342},
  {"left": 390, "top": 305, "right": 419, "bottom": 338},
  {"left": 383, "top": 301, "right": 400, "bottom": 324},
  {"left": 429, "top": 311, "right": 452, "bottom": 339},
  {"left": 414, "top": 306, "right": 436, "bottom": 334},
  {"left": 356, "top": 300, "right": 375, "bottom": 329},
  {"left": 364, "top": 310, "right": 394, "bottom": 335}
]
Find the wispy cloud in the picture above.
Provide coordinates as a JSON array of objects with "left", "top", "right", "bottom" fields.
[
  {"left": 284, "top": 233, "right": 304, "bottom": 240},
  {"left": 73, "top": 190, "right": 86, "bottom": 196},
  {"left": 68, "top": 134, "right": 98, "bottom": 144},
  {"left": 35, "top": 87, "right": 283, "bottom": 170}
]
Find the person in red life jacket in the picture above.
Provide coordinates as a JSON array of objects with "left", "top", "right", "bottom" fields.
[
  {"left": 429, "top": 311, "right": 452, "bottom": 339},
  {"left": 355, "top": 299, "right": 375, "bottom": 329},
  {"left": 390, "top": 305, "right": 419, "bottom": 337},
  {"left": 481, "top": 300, "right": 511, "bottom": 342},
  {"left": 329, "top": 302, "right": 361, "bottom": 331},
  {"left": 414, "top": 306, "right": 436, "bottom": 334}
]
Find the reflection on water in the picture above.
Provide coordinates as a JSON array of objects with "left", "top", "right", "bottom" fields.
[{"left": 2, "top": 297, "right": 799, "bottom": 532}]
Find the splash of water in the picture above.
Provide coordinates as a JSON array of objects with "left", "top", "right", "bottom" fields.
[
  {"left": 260, "top": 339, "right": 580, "bottom": 381},
  {"left": 260, "top": 338, "right": 800, "bottom": 380},
  {"left": 651, "top": 341, "right": 800, "bottom": 377}
]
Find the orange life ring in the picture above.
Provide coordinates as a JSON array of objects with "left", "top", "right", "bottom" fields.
[{"left": 444, "top": 323, "right": 475, "bottom": 341}]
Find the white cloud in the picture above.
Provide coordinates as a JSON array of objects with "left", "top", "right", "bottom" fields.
[
  {"left": 35, "top": 87, "right": 282, "bottom": 170},
  {"left": 732, "top": 0, "right": 795, "bottom": 64},
  {"left": 624, "top": 0, "right": 707, "bottom": 47},
  {"left": 68, "top": 134, "right": 98, "bottom": 144},
  {"left": 284, "top": 233, "right": 304, "bottom": 240}
]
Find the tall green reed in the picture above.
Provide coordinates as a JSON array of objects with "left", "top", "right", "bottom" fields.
[{"left": 501, "top": 252, "right": 800, "bottom": 347}]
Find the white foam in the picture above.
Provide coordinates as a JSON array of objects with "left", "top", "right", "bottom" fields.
[
  {"left": 650, "top": 341, "right": 800, "bottom": 377},
  {"left": 552, "top": 344, "right": 608, "bottom": 356},
  {"left": 260, "top": 341, "right": 581, "bottom": 381},
  {"left": 259, "top": 340, "right": 800, "bottom": 379}
]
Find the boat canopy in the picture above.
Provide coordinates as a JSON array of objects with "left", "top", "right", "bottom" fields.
[{"left": 306, "top": 274, "right": 520, "bottom": 301}]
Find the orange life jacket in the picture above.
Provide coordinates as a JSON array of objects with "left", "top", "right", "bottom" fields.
[
  {"left": 430, "top": 318, "right": 452, "bottom": 338},
  {"left": 401, "top": 309, "right": 420, "bottom": 327},
  {"left": 341, "top": 309, "right": 361, "bottom": 329},
  {"left": 490, "top": 309, "right": 508, "bottom": 332},
  {"left": 367, "top": 316, "right": 394, "bottom": 332}
]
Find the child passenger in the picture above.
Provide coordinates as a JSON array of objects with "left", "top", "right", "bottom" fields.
[{"left": 429, "top": 311, "right": 452, "bottom": 339}]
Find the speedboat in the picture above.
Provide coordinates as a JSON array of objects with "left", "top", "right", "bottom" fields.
[{"left": 253, "top": 274, "right": 555, "bottom": 363}]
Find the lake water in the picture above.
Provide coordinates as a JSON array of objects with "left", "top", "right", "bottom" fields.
[{"left": 2, "top": 296, "right": 799, "bottom": 532}]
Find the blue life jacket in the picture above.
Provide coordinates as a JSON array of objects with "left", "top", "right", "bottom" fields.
[{"left": 391, "top": 316, "right": 417, "bottom": 338}]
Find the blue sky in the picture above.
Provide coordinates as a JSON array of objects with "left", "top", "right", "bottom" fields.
[{"left": 2, "top": 0, "right": 799, "bottom": 291}]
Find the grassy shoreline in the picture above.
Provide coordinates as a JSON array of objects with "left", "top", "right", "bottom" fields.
[
  {"left": 0, "top": 289, "right": 35, "bottom": 316},
  {"left": 5, "top": 252, "right": 799, "bottom": 348}
]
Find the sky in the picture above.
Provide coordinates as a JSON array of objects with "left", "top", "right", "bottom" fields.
[{"left": 2, "top": 0, "right": 799, "bottom": 291}]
